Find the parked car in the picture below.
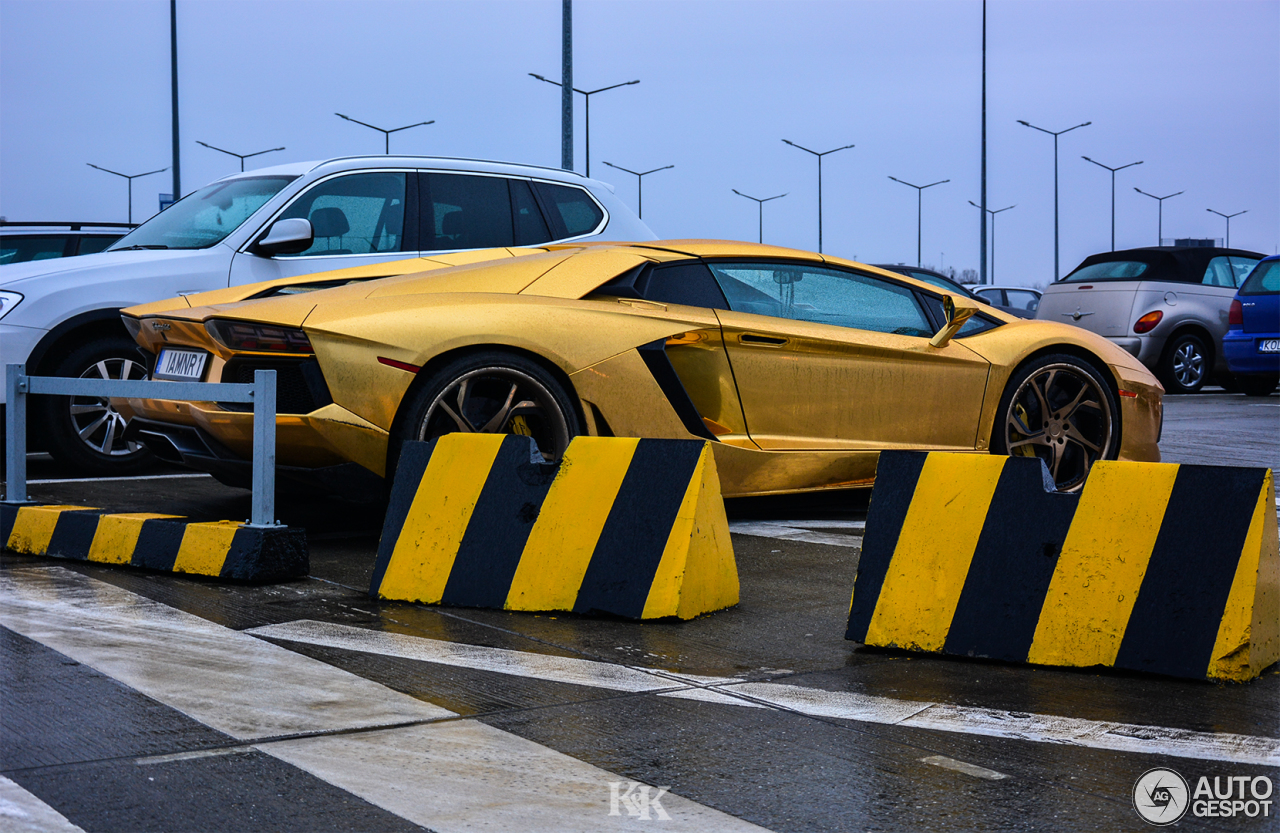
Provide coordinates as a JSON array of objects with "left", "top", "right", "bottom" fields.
[
  {"left": 0, "top": 221, "right": 134, "bottom": 264},
  {"left": 1223, "top": 255, "right": 1279, "bottom": 397},
  {"left": 120, "top": 240, "right": 1163, "bottom": 497},
  {"left": 1036, "top": 246, "right": 1264, "bottom": 394},
  {"left": 873, "top": 265, "right": 1034, "bottom": 319},
  {"left": 0, "top": 156, "right": 655, "bottom": 473},
  {"left": 970, "top": 285, "right": 1042, "bottom": 316}
]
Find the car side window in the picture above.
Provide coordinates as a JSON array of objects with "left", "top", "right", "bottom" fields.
[
  {"left": 974, "top": 287, "right": 1002, "bottom": 304},
  {"left": 277, "top": 172, "right": 407, "bottom": 257},
  {"left": 1202, "top": 255, "right": 1258, "bottom": 288},
  {"left": 423, "top": 173, "right": 515, "bottom": 251},
  {"left": 1006, "top": 289, "right": 1040, "bottom": 312},
  {"left": 707, "top": 262, "right": 934, "bottom": 337},
  {"left": 640, "top": 262, "right": 729, "bottom": 309},
  {"left": 510, "top": 179, "right": 552, "bottom": 246},
  {"left": 533, "top": 182, "right": 605, "bottom": 239}
]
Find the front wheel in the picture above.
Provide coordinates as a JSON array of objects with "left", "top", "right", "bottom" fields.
[
  {"left": 1159, "top": 333, "right": 1210, "bottom": 394},
  {"left": 991, "top": 354, "right": 1120, "bottom": 492}
]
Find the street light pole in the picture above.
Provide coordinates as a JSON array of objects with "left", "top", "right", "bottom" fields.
[
  {"left": 1207, "top": 208, "right": 1247, "bottom": 249},
  {"left": 601, "top": 161, "right": 673, "bottom": 219},
  {"left": 87, "top": 163, "right": 169, "bottom": 224},
  {"left": 732, "top": 189, "right": 787, "bottom": 244},
  {"left": 1134, "top": 188, "right": 1184, "bottom": 245},
  {"left": 888, "top": 176, "right": 949, "bottom": 267},
  {"left": 1017, "top": 119, "right": 1091, "bottom": 280},
  {"left": 196, "top": 141, "right": 286, "bottom": 172},
  {"left": 781, "top": 139, "right": 855, "bottom": 254},
  {"left": 1081, "top": 156, "right": 1142, "bottom": 251},
  {"left": 335, "top": 113, "right": 435, "bottom": 154},
  {"left": 969, "top": 201, "right": 1015, "bottom": 283},
  {"left": 530, "top": 74, "right": 639, "bottom": 177}
]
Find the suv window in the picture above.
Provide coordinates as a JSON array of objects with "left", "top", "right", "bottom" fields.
[
  {"left": 76, "top": 235, "right": 120, "bottom": 255},
  {"left": 423, "top": 173, "right": 514, "bottom": 250},
  {"left": 1203, "top": 255, "right": 1260, "bottom": 288},
  {"left": 114, "top": 175, "right": 295, "bottom": 250},
  {"left": 1006, "top": 289, "right": 1040, "bottom": 312},
  {"left": 533, "top": 182, "right": 605, "bottom": 238},
  {"left": 1062, "top": 260, "right": 1149, "bottom": 282},
  {"left": 1240, "top": 260, "right": 1279, "bottom": 295},
  {"left": 278, "top": 172, "right": 406, "bottom": 257},
  {"left": 1, "top": 236, "right": 70, "bottom": 263},
  {"left": 511, "top": 179, "right": 552, "bottom": 246}
]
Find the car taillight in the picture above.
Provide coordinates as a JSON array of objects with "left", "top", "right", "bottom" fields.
[
  {"left": 1133, "top": 310, "right": 1163, "bottom": 334},
  {"left": 1228, "top": 299, "right": 1243, "bottom": 327},
  {"left": 206, "top": 319, "right": 313, "bottom": 353}
]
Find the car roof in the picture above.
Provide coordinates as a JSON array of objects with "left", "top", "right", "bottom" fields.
[
  {"left": 1067, "top": 246, "right": 1265, "bottom": 280},
  {"left": 210, "top": 156, "right": 596, "bottom": 186}
]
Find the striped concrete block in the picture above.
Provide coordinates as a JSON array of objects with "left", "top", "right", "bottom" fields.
[
  {"left": 371, "top": 434, "right": 738, "bottom": 620},
  {"left": 1, "top": 504, "right": 307, "bottom": 583},
  {"left": 846, "top": 452, "right": 1279, "bottom": 682}
]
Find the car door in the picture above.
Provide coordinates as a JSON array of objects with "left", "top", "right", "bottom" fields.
[
  {"left": 706, "top": 261, "right": 991, "bottom": 451},
  {"left": 228, "top": 170, "right": 416, "bottom": 286}
]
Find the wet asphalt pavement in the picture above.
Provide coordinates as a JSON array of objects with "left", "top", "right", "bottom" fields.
[{"left": 2, "top": 391, "right": 1278, "bottom": 832}]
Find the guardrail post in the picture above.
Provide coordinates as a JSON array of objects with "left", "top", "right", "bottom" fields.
[
  {"left": 4, "top": 364, "right": 32, "bottom": 505},
  {"left": 248, "top": 369, "right": 279, "bottom": 528}
]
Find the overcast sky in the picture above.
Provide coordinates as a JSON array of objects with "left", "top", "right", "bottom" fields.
[{"left": 1, "top": 0, "right": 1276, "bottom": 285}]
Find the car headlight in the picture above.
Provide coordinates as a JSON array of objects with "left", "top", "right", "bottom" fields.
[
  {"left": 206, "top": 319, "right": 313, "bottom": 353},
  {"left": 0, "top": 290, "right": 23, "bottom": 321}
]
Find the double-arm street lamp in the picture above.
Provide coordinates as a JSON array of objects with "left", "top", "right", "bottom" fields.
[
  {"left": 336, "top": 113, "right": 435, "bottom": 154},
  {"left": 1081, "top": 156, "right": 1142, "bottom": 251},
  {"left": 1134, "top": 188, "right": 1183, "bottom": 245},
  {"left": 196, "top": 141, "right": 286, "bottom": 172},
  {"left": 87, "top": 163, "right": 169, "bottom": 224},
  {"left": 1207, "top": 208, "right": 1247, "bottom": 249},
  {"left": 732, "top": 189, "right": 787, "bottom": 244},
  {"left": 781, "top": 139, "right": 854, "bottom": 253},
  {"left": 601, "top": 161, "right": 673, "bottom": 219},
  {"left": 887, "top": 176, "right": 949, "bottom": 267},
  {"left": 530, "top": 74, "right": 639, "bottom": 177},
  {"left": 968, "top": 201, "right": 1016, "bottom": 283},
  {"left": 1018, "top": 119, "right": 1090, "bottom": 280}
]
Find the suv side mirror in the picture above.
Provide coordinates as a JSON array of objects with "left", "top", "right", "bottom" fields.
[
  {"left": 255, "top": 218, "right": 313, "bottom": 256},
  {"left": 929, "top": 294, "right": 980, "bottom": 348}
]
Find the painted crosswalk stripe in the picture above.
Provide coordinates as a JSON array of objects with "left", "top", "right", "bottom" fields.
[
  {"left": 251, "top": 619, "right": 1280, "bottom": 767},
  {"left": 920, "top": 755, "right": 1009, "bottom": 780},
  {"left": 729, "top": 520, "right": 864, "bottom": 548},
  {"left": 0, "top": 566, "right": 767, "bottom": 833}
]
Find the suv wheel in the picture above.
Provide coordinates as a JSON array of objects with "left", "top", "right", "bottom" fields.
[{"left": 1159, "top": 333, "right": 1210, "bottom": 394}]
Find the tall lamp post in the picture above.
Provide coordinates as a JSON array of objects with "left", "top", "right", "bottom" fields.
[
  {"left": 1017, "top": 119, "right": 1090, "bottom": 280},
  {"left": 781, "top": 139, "right": 854, "bottom": 253},
  {"left": 732, "top": 189, "right": 786, "bottom": 244},
  {"left": 529, "top": 74, "right": 639, "bottom": 177},
  {"left": 969, "top": 201, "right": 1015, "bottom": 283},
  {"left": 1206, "top": 208, "right": 1246, "bottom": 249},
  {"left": 887, "top": 176, "right": 949, "bottom": 267},
  {"left": 87, "top": 163, "right": 168, "bottom": 224},
  {"left": 1134, "top": 188, "right": 1183, "bottom": 245},
  {"left": 1081, "top": 156, "right": 1142, "bottom": 251},
  {"left": 601, "top": 161, "right": 673, "bottom": 219},
  {"left": 196, "top": 141, "right": 286, "bottom": 172},
  {"left": 335, "top": 113, "right": 434, "bottom": 154}
]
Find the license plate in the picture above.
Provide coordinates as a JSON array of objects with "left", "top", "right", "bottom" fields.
[
  {"left": 154, "top": 348, "right": 208, "bottom": 381},
  {"left": 1260, "top": 339, "right": 1280, "bottom": 354}
]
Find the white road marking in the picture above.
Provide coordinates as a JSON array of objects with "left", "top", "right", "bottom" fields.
[
  {"left": 255, "top": 619, "right": 1280, "bottom": 768},
  {"left": 134, "top": 747, "right": 254, "bottom": 766},
  {"left": 26, "top": 473, "right": 212, "bottom": 485},
  {"left": 0, "top": 775, "right": 85, "bottom": 833},
  {"left": 0, "top": 567, "right": 767, "bottom": 833},
  {"left": 919, "top": 755, "right": 1009, "bottom": 780},
  {"left": 729, "top": 520, "right": 863, "bottom": 548}
]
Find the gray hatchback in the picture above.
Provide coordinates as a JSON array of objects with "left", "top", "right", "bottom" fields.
[{"left": 1036, "top": 246, "right": 1263, "bottom": 393}]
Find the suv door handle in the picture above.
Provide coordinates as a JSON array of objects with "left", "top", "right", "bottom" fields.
[{"left": 740, "top": 333, "right": 788, "bottom": 346}]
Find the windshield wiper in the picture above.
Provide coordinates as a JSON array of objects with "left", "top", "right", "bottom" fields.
[{"left": 113, "top": 244, "right": 170, "bottom": 251}]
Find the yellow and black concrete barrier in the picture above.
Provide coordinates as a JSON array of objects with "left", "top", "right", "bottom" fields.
[
  {"left": 1, "top": 504, "right": 307, "bottom": 582},
  {"left": 370, "top": 434, "right": 737, "bottom": 619},
  {"left": 846, "top": 451, "right": 1279, "bottom": 682}
]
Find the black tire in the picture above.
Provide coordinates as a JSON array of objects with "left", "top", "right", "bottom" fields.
[
  {"left": 1158, "top": 333, "right": 1210, "bottom": 394},
  {"left": 1239, "top": 375, "right": 1278, "bottom": 397},
  {"left": 991, "top": 353, "right": 1120, "bottom": 492},
  {"left": 388, "top": 351, "right": 581, "bottom": 479},
  {"left": 39, "top": 336, "right": 153, "bottom": 475}
]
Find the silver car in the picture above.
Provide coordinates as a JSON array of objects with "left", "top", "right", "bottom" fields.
[{"left": 1037, "top": 247, "right": 1263, "bottom": 393}]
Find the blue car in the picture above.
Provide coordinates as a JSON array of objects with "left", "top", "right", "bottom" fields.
[{"left": 1223, "top": 254, "right": 1279, "bottom": 396}]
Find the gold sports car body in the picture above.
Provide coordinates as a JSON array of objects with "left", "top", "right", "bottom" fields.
[{"left": 120, "top": 240, "right": 1162, "bottom": 497}]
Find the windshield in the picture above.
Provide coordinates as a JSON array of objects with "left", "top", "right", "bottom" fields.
[
  {"left": 109, "top": 175, "right": 296, "bottom": 250},
  {"left": 1240, "top": 259, "right": 1279, "bottom": 295},
  {"left": 1062, "top": 260, "right": 1149, "bottom": 282}
]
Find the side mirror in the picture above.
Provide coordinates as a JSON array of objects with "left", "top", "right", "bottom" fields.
[
  {"left": 255, "top": 218, "right": 313, "bottom": 256},
  {"left": 929, "top": 294, "right": 981, "bottom": 348}
]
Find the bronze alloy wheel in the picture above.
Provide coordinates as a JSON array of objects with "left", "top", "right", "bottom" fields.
[
  {"left": 998, "top": 356, "right": 1117, "bottom": 492},
  {"left": 414, "top": 362, "right": 575, "bottom": 463}
]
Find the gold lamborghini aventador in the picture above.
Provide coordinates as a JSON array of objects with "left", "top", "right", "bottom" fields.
[{"left": 119, "top": 240, "right": 1162, "bottom": 497}]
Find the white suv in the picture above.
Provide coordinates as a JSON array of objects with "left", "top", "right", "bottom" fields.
[{"left": 0, "top": 156, "right": 655, "bottom": 473}]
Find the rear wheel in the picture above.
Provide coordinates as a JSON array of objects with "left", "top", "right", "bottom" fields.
[
  {"left": 992, "top": 353, "right": 1119, "bottom": 492},
  {"left": 1159, "top": 333, "right": 1210, "bottom": 394}
]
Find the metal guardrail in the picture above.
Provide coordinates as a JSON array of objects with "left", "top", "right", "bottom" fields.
[{"left": 3, "top": 364, "right": 280, "bottom": 528}]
